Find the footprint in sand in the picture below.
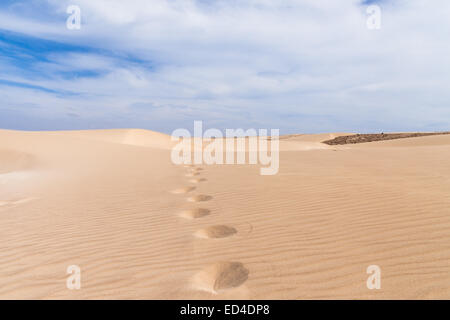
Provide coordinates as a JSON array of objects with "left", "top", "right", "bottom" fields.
[
  {"left": 179, "top": 208, "right": 211, "bottom": 219},
  {"left": 187, "top": 195, "right": 212, "bottom": 202},
  {"left": 185, "top": 172, "right": 200, "bottom": 177},
  {"left": 188, "top": 166, "right": 203, "bottom": 172},
  {"left": 189, "top": 178, "right": 207, "bottom": 183},
  {"left": 170, "top": 186, "right": 196, "bottom": 194},
  {"left": 195, "top": 225, "right": 237, "bottom": 239},
  {"left": 193, "top": 262, "right": 249, "bottom": 294}
]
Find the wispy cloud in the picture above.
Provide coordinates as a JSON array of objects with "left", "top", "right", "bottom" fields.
[{"left": 0, "top": 0, "right": 449, "bottom": 133}]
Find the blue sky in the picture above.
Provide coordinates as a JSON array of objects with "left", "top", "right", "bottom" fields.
[{"left": 0, "top": 0, "right": 449, "bottom": 134}]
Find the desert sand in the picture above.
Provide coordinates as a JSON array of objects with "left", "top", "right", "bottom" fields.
[{"left": 0, "top": 129, "right": 449, "bottom": 299}]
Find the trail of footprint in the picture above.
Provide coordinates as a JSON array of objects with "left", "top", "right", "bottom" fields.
[
  {"left": 187, "top": 195, "right": 212, "bottom": 202},
  {"left": 193, "top": 262, "right": 249, "bottom": 294},
  {"left": 195, "top": 225, "right": 237, "bottom": 239},
  {"left": 170, "top": 186, "right": 196, "bottom": 194},
  {"left": 179, "top": 208, "right": 211, "bottom": 219},
  {"left": 180, "top": 166, "right": 249, "bottom": 293}
]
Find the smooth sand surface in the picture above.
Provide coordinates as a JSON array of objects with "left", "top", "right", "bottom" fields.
[{"left": 1, "top": 129, "right": 449, "bottom": 299}]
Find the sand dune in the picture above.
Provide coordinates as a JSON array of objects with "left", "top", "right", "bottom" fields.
[
  {"left": 0, "top": 129, "right": 449, "bottom": 299},
  {"left": 52, "top": 129, "right": 175, "bottom": 149},
  {"left": 349, "top": 133, "right": 450, "bottom": 148},
  {"left": 0, "top": 149, "right": 36, "bottom": 174}
]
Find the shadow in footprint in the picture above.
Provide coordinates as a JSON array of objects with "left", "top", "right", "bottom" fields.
[
  {"left": 195, "top": 225, "right": 237, "bottom": 239},
  {"left": 194, "top": 262, "right": 249, "bottom": 294},
  {"left": 189, "top": 178, "right": 207, "bottom": 183},
  {"left": 187, "top": 195, "right": 212, "bottom": 202},
  {"left": 179, "top": 208, "right": 211, "bottom": 219},
  {"left": 170, "top": 186, "right": 196, "bottom": 194}
]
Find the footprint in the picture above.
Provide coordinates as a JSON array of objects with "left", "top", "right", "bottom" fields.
[
  {"left": 195, "top": 225, "right": 237, "bottom": 239},
  {"left": 193, "top": 262, "right": 249, "bottom": 294},
  {"left": 170, "top": 186, "right": 196, "bottom": 194},
  {"left": 187, "top": 195, "right": 212, "bottom": 202},
  {"left": 189, "top": 178, "right": 207, "bottom": 183},
  {"left": 179, "top": 208, "right": 211, "bottom": 219},
  {"left": 187, "top": 167, "right": 203, "bottom": 174},
  {"left": 185, "top": 172, "right": 200, "bottom": 177}
]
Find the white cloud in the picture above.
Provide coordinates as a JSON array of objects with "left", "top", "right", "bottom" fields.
[{"left": 0, "top": 0, "right": 450, "bottom": 132}]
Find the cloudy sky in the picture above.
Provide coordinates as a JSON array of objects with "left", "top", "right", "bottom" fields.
[{"left": 0, "top": 0, "right": 449, "bottom": 134}]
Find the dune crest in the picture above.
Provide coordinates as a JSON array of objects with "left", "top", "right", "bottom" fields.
[{"left": 55, "top": 129, "right": 174, "bottom": 149}]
